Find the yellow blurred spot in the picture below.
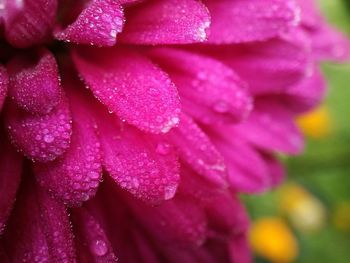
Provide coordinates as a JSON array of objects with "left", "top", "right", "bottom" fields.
[
  {"left": 249, "top": 217, "right": 298, "bottom": 263},
  {"left": 333, "top": 202, "right": 350, "bottom": 232},
  {"left": 279, "top": 183, "right": 327, "bottom": 232},
  {"left": 296, "top": 105, "right": 332, "bottom": 139}
]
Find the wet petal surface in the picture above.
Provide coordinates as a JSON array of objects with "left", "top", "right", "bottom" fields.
[
  {"left": 119, "top": 0, "right": 210, "bottom": 44},
  {"left": 73, "top": 47, "right": 181, "bottom": 134}
]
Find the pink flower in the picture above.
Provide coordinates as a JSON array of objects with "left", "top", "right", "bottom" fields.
[{"left": 0, "top": 0, "right": 348, "bottom": 262}]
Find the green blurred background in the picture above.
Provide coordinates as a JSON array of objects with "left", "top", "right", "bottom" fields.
[{"left": 244, "top": 1, "right": 350, "bottom": 262}]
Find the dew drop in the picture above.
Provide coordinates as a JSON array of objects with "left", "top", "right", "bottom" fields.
[
  {"left": 213, "top": 100, "right": 229, "bottom": 113},
  {"left": 43, "top": 134, "right": 54, "bottom": 143},
  {"left": 156, "top": 142, "right": 171, "bottom": 155},
  {"left": 91, "top": 239, "right": 108, "bottom": 256},
  {"left": 164, "top": 184, "right": 177, "bottom": 200}
]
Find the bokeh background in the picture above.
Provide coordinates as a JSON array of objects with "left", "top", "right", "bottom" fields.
[{"left": 243, "top": 0, "right": 350, "bottom": 262}]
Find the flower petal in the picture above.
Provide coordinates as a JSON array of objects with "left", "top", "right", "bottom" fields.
[
  {"left": 228, "top": 234, "right": 252, "bottom": 263},
  {"left": 3, "top": 0, "right": 57, "bottom": 48},
  {"left": 119, "top": 0, "right": 210, "bottom": 44},
  {"left": 5, "top": 98, "right": 72, "bottom": 162},
  {"left": 7, "top": 49, "right": 62, "bottom": 115},
  {"left": 168, "top": 114, "right": 227, "bottom": 187},
  {"left": 97, "top": 111, "right": 180, "bottom": 204},
  {"left": 263, "top": 154, "right": 285, "bottom": 188},
  {"left": 215, "top": 138, "right": 271, "bottom": 193},
  {"left": 178, "top": 165, "right": 226, "bottom": 202},
  {"left": 0, "top": 66, "right": 8, "bottom": 112},
  {"left": 0, "top": 137, "right": 22, "bottom": 234},
  {"left": 130, "top": 195, "right": 207, "bottom": 246},
  {"left": 148, "top": 48, "right": 252, "bottom": 125},
  {"left": 205, "top": 193, "right": 249, "bottom": 237},
  {"left": 71, "top": 206, "right": 117, "bottom": 261},
  {"left": 283, "top": 65, "right": 326, "bottom": 113},
  {"left": 73, "top": 47, "right": 181, "bottom": 134},
  {"left": 233, "top": 99, "right": 304, "bottom": 154},
  {"left": 204, "top": 0, "right": 300, "bottom": 44},
  {"left": 308, "top": 25, "right": 350, "bottom": 62},
  {"left": 55, "top": 0, "right": 124, "bottom": 46},
  {"left": 297, "top": 0, "right": 322, "bottom": 28},
  {"left": 34, "top": 88, "right": 102, "bottom": 206},
  {"left": 2, "top": 180, "right": 76, "bottom": 262},
  {"left": 210, "top": 31, "right": 311, "bottom": 95}
]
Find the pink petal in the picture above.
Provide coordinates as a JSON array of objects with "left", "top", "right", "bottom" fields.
[
  {"left": 205, "top": 193, "right": 249, "bottom": 237},
  {"left": 3, "top": 0, "right": 57, "bottom": 48},
  {"left": 178, "top": 165, "right": 226, "bottom": 203},
  {"left": 233, "top": 99, "right": 304, "bottom": 154},
  {"left": 73, "top": 47, "right": 181, "bottom": 134},
  {"left": 283, "top": 65, "right": 326, "bottom": 113},
  {"left": 130, "top": 195, "right": 207, "bottom": 246},
  {"left": 229, "top": 234, "right": 252, "bottom": 263},
  {"left": 0, "top": 65, "right": 8, "bottom": 112},
  {"left": 71, "top": 206, "right": 117, "bottom": 261},
  {"left": 168, "top": 114, "right": 227, "bottom": 187},
  {"left": 148, "top": 48, "right": 252, "bottom": 125},
  {"left": 2, "top": 181, "right": 76, "bottom": 262},
  {"left": 131, "top": 229, "right": 160, "bottom": 263},
  {"left": 308, "top": 25, "right": 350, "bottom": 62},
  {"left": 209, "top": 31, "right": 312, "bottom": 95},
  {"left": 34, "top": 88, "right": 102, "bottom": 206},
  {"left": 119, "top": 0, "right": 210, "bottom": 44},
  {"left": 97, "top": 111, "right": 180, "bottom": 203},
  {"left": 215, "top": 137, "right": 271, "bottom": 193},
  {"left": 0, "top": 137, "right": 22, "bottom": 234},
  {"left": 297, "top": 0, "right": 322, "bottom": 28},
  {"left": 204, "top": 0, "right": 300, "bottom": 44},
  {"left": 55, "top": 0, "right": 124, "bottom": 46},
  {"left": 7, "top": 49, "right": 62, "bottom": 115},
  {"left": 162, "top": 245, "right": 217, "bottom": 263},
  {"left": 263, "top": 154, "right": 285, "bottom": 188},
  {"left": 5, "top": 98, "right": 72, "bottom": 162}
]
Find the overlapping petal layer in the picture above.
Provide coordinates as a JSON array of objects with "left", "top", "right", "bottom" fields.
[{"left": 0, "top": 0, "right": 347, "bottom": 262}]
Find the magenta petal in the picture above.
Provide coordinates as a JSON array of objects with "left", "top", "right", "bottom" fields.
[
  {"left": 55, "top": 0, "right": 124, "bottom": 46},
  {"left": 73, "top": 47, "right": 181, "bottom": 134},
  {"left": 98, "top": 113, "right": 180, "bottom": 203},
  {"left": 7, "top": 49, "right": 62, "bottom": 115},
  {"left": 72, "top": 206, "right": 117, "bottom": 261},
  {"left": 216, "top": 138, "right": 270, "bottom": 193},
  {"left": 204, "top": 0, "right": 299, "bottom": 44},
  {"left": 263, "top": 154, "right": 285, "bottom": 188},
  {"left": 34, "top": 90, "right": 102, "bottom": 206},
  {"left": 148, "top": 48, "right": 252, "bottom": 124},
  {"left": 229, "top": 235, "right": 252, "bottom": 263},
  {"left": 0, "top": 138, "right": 22, "bottom": 234},
  {"left": 284, "top": 65, "right": 326, "bottom": 113},
  {"left": 0, "top": 66, "right": 8, "bottom": 112},
  {"left": 211, "top": 32, "right": 311, "bottom": 95},
  {"left": 297, "top": 0, "right": 322, "bottom": 28},
  {"left": 5, "top": 98, "right": 72, "bottom": 162},
  {"left": 130, "top": 228, "right": 162, "bottom": 263},
  {"left": 130, "top": 195, "right": 207, "bottom": 246},
  {"left": 234, "top": 99, "right": 304, "bottom": 154},
  {"left": 119, "top": 0, "right": 210, "bottom": 44},
  {"left": 205, "top": 193, "right": 249, "bottom": 237},
  {"left": 3, "top": 181, "right": 76, "bottom": 262},
  {"left": 308, "top": 25, "right": 350, "bottom": 62},
  {"left": 178, "top": 165, "right": 226, "bottom": 202},
  {"left": 3, "top": 0, "right": 57, "bottom": 48},
  {"left": 168, "top": 114, "right": 227, "bottom": 187}
]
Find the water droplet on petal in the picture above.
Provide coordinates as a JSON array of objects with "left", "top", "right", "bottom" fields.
[
  {"left": 213, "top": 100, "right": 229, "bottom": 113},
  {"left": 91, "top": 240, "right": 108, "bottom": 256},
  {"left": 156, "top": 142, "right": 171, "bottom": 155},
  {"left": 164, "top": 184, "right": 177, "bottom": 200}
]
